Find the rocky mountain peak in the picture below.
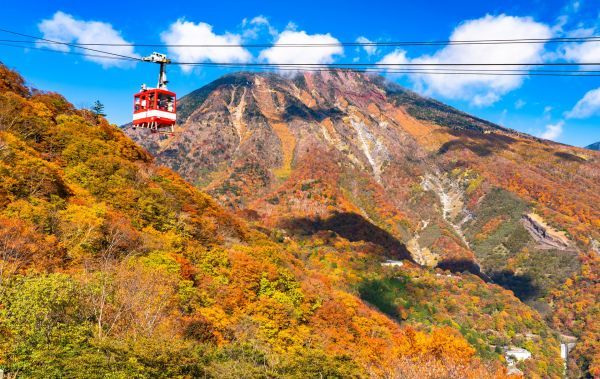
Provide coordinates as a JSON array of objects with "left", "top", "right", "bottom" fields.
[{"left": 127, "top": 70, "right": 599, "bottom": 300}]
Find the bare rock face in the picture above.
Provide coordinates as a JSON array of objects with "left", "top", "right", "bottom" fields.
[
  {"left": 126, "top": 70, "right": 600, "bottom": 300},
  {"left": 128, "top": 71, "right": 479, "bottom": 261},
  {"left": 128, "top": 71, "right": 507, "bottom": 210},
  {"left": 521, "top": 213, "right": 572, "bottom": 250}
]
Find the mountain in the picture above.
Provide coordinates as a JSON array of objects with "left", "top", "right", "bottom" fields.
[
  {"left": 1, "top": 62, "right": 577, "bottom": 378},
  {"left": 586, "top": 141, "right": 600, "bottom": 151},
  {"left": 128, "top": 70, "right": 600, "bottom": 377}
]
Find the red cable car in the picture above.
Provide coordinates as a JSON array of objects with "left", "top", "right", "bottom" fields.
[{"left": 132, "top": 52, "right": 176, "bottom": 134}]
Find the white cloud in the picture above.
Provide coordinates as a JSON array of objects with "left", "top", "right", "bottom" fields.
[
  {"left": 560, "top": 39, "right": 600, "bottom": 64},
  {"left": 515, "top": 99, "right": 526, "bottom": 109},
  {"left": 565, "top": 26, "right": 595, "bottom": 38},
  {"left": 544, "top": 105, "right": 553, "bottom": 113},
  {"left": 498, "top": 108, "right": 508, "bottom": 125},
  {"left": 259, "top": 29, "right": 343, "bottom": 66},
  {"left": 551, "top": 0, "right": 582, "bottom": 35},
  {"left": 161, "top": 19, "right": 252, "bottom": 72},
  {"left": 356, "top": 36, "right": 377, "bottom": 56},
  {"left": 242, "top": 15, "right": 278, "bottom": 39},
  {"left": 379, "top": 14, "right": 552, "bottom": 106},
  {"left": 379, "top": 49, "right": 409, "bottom": 65},
  {"left": 553, "top": 22, "right": 600, "bottom": 64},
  {"left": 378, "top": 50, "right": 410, "bottom": 80},
  {"left": 566, "top": 0, "right": 581, "bottom": 13},
  {"left": 285, "top": 22, "right": 299, "bottom": 31},
  {"left": 566, "top": 87, "right": 600, "bottom": 118},
  {"left": 472, "top": 92, "right": 501, "bottom": 107},
  {"left": 551, "top": 15, "right": 569, "bottom": 35},
  {"left": 540, "top": 120, "right": 564, "bottom": 140},
  {"left": 38, "top": 11, "right": 139, "bottom": 68},
  {"left": 248, "top": 15, "right": 269, "bottom": 26}
]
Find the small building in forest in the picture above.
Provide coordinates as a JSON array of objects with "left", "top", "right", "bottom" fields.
[{"left": 505, "top": 347, "right": 532, "bottom": 365}]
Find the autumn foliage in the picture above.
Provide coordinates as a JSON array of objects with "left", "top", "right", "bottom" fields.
[{"left": 0, "top": 63, "right": 570, "bottom": 378}]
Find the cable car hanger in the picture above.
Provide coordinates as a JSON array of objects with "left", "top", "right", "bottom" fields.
[{"left": 143, "top": 52, "right": 170, "bottom": 89}]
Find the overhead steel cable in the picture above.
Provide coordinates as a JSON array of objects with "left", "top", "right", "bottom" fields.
[
  {"left": 6, "top": 36, "right": 600, "bottom": 69},
  {"left": 0, "top": 42, "right": 135, "bottom": 61},
  {"left": 172, "top": 63, "right": 600, "bottom": 74},
  {"left": 3, "top": 42, "right": 600, "bottom": 76},
  {"left": 166, "top": 64, "right": 600, "bottom": 76},
  {"left": 170, "top": 61, "right": 600, "bottom": 67},
  {"left": 1, "top": 27, "right": 600, "bottom": 76},
  {"left": 0, "top": 28, "right": 142, "bottom": 61},
  {"left": 1, "top": 35, "right": 600, "bottom": 47},
  {"left": 6, "top": 40, "right": 600, "bottom": 76}
]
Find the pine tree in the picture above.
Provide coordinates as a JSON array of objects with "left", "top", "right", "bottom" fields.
[{"left": 91, "top": 100, "right": 106, "bottom": 118}]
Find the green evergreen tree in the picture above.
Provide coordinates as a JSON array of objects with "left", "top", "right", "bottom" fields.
[{"left": 91, "top": 100, "right": 106, "bottom": 118}]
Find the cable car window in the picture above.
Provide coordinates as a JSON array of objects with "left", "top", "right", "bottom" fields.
[
  {"left": 148, "top": 93, "right": 155, "bottom": 109},
  {"left": 157, "top": 94, "right": 166, "bottom": 110},
  {"left": 134, "top": 96, "right": 141, "bottom": 111},
  {"left": 158, "top": 93, "right": 174, "bottom": 111}
]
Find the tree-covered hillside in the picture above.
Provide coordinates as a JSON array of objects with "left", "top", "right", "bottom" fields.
[{"left": 0, "top": 63, "right": 570, "bottom": 378}]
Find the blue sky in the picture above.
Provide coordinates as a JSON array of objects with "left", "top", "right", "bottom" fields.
[{"left": 1, "top": 0, "right": 599, "bottom": 147}]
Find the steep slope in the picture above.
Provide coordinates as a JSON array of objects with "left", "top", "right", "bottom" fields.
[
  {"left": 0, "top": 63, "right": 573, "bottom": 378},
  {"left": 586, "top": 141, "right": 600, "bottom": 151},
  {"left": 128, "top": 70, "right": 600, "bottom": 377}
]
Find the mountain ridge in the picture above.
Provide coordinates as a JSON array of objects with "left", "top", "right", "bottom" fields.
[
  {"left": 586, "top": 141, "right": 600, "bottom": 150},
  {"left": 128, "top": 69, "right": 600, "bottom": 377},
  {"left": 175, "top": 70, "right": 517, "bottom": 133}
]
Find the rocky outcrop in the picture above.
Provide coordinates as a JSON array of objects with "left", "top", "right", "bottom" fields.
[
  {"left": 421, "top": 171, "right": 472, "bottom": 247},
  {"left": 407, "top": 235, "right": 438, "bottom": 267},
  {"left": 521, "top": 213, "right": 572, "bottom": 250}
]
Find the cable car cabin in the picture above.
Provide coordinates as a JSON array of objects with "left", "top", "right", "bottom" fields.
[{"left": 132, "top": 88, "right": 176, "bottom": 134}]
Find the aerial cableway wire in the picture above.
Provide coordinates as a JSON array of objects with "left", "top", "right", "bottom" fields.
[
  {"left": 0, "top": 42, "right": 134, "bottom": 61},
  {"left": 2, "top": 35, "right": 600, "bottom": 47},
  {"left": 4, "top": 41, "right": 600, "bottom": 74},
  {"left": 171, "top": 64, "right": 600, "bottom": 76},
  {"left": 3, "top": 42, "right": 600, "bottom": 76},
  {"left": 0, "top": 28, "right": 142, "bottom": 61},
  {"left": 2, "top": 27, "right": 600, "bottom": 76},
  {"left": 172, "top": 61, "right": 600, "bottom": 67},
  {"left": 172, "top": 64, "right": 600, "bottom": 76}
]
